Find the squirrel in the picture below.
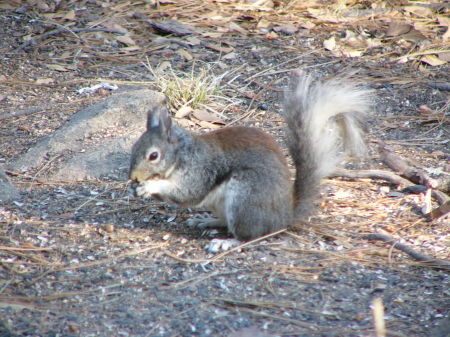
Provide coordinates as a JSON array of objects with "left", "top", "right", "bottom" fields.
[{"left": 129, "top": 72, "right": 372, "bottom": 251}]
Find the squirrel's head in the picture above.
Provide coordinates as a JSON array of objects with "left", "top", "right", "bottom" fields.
[{"left": 129, "top": 105, "right": 179, "bottom": 182}]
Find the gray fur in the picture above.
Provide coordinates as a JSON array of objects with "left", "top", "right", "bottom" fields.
[
  {"left": 283, "top": 73, "right": 372, "bottom": 217},
  {"left": 129, "top": 73, "right": 372, "bottom": 241}
]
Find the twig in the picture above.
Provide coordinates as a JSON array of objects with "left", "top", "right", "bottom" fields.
[
  {"left": 0, "top": 107, "right": 44, "bottom": 121},
  {"left": 361, "top": 233, "right": 450, "bottom": 270},
  {"left": 333, "top": 169, "right": 449, "bottom": 206},
  {"left": 164, "top": 229, "right": 286, "bottom": 264},
  {"left": 332, "top": 168, "right": 412, "bottom": 187},
  {"left": 378, "top": 143, "right": 442, "bottom": 190},
  {"left": 428, "top": 82, "right": 450, "bottom": 91},
  {"left": 15, "top": 27, "right": 125, "bottom": 51}
]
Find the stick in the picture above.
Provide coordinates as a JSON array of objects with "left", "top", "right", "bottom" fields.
[
  {"left": 361, "top": 233, "right": 450, "bottom": 270},
  {"left": 333, "top": 168, "right": 449, "bottom": 206},
  {"left": 428, "top": 82, "right": 450, "bottom": 91},
  {"left": 332, "top": 168, "right": 412, "bottom": 187},
  {"left": 378, "top": 143, "right": 443, "bottom": 190},
  {"left": 15, "top": 27, "right": 125, "bottom": 51}
]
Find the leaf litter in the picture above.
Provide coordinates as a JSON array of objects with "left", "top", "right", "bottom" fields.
[{"left": 0, "top": 1, "right": 449, "bottom": 336}]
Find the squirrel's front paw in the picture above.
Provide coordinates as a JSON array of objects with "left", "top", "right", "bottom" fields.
[
  {"left": 205, "top": 238, "right": 241, "bottom": 253},
  {"left": 134, "top": 179, "right": 173, "bottom": 198},
  {"left": 135, "top": 183, "right": 151, "bottom": 198}
]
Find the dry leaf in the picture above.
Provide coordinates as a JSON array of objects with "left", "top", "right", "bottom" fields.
[
  {"left": 401, "top": 29, "right": 428, "bottom": 44},
  {"left": 176, "top": 49, "right": 193, "bottom": 61},
  {"left": 386, "top": 21, "right": 411, "bottom": 37},
  {"left": 192, "top": 109, "right": 223, "bottom": 123},
  {"left": 403, "top": 5, "right": 433, "bottom": 17},
  {"left": 175, "top": 106, "right": 193, "bottom": 119},
  {"left": 420, "top": 54, "right": 447, "bottom": 66},
  {"left": 443, "top": 29, "right": 450, "bottom": 42},
  {"left": 116, "top": 34, "right": 137, "bottom": 46},
  {"left": 229, "top": 22, "right": 247, "bottom": 35},
  {"left": 222, "top": 52, "right": 236, "bottom": 60},
  {"left": 265, "top": 32, "right": 278, "bottom": 40},
  {"left": 257, "top": 18, "right": 271, "bottom": 30},
  {"left": 201, "top": 32, "right": 224, "bottom": 39},
  {"left": 274, "top": 23, "right": 298, "bottom": 35},
  {"left": 150, "top": 20, "right": 197, "bottom": 36},
  {"left": 198, "top": 120, "right": 222, "bottom": 129},
  {"left": 418, "top": 105, "right": 434, "bottom": 114},
  {"left": 35, "top": 78, "right": 54, "bottom": 85},
  {"left": 323, "top": 36, "right": 336, "bottom": 51},
  {"left": 64, "top": 10, "right": 76, "bottom": 21},
  {"left": 102, "top": 22, "right": 128, "bottom": 34},
  {"left": 300, "top": 21, "right": 316, "bottom": 29},
  {"left": 156, "top": 61, "right": 171, "bottom": 73},
  {"left": 186, "top": 36, "right": 201, "bottom": 45}
]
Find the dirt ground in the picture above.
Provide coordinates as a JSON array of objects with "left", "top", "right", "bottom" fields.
[{"left": 0, "top": 2, "right": 449, "bottom": 337}]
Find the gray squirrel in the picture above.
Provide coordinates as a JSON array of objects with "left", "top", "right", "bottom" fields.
[{"left": 129, "top": 72, "right": 372, "bottom": 251}]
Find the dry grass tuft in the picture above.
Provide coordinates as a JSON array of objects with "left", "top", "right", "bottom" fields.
[{"left": 143, "top": 60, "right": 226, "bottom": 111}]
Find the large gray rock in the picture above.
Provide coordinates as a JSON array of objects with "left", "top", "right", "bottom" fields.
[{"left": 8, "top": 88, "right": 165, "bottom": 181}]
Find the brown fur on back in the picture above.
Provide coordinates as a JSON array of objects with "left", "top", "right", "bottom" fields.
[{"left": 199, "top": 126, "right": 287, "bottom": 165}]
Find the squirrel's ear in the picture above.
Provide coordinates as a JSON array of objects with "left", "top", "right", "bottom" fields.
[{"left": 147, "top": 106, "right": 172, "bottom": 133}]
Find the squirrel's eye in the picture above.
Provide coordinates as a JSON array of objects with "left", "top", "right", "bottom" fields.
[{"left": 148, "top": 151, "right": 159, "bottom": 161}]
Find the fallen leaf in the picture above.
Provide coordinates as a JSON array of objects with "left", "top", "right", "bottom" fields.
[
  {"left": 274, "top": 23, "right": 298, "bottom": 35},
  {"left": 186, "top": 36, "right": 201, "bottom": 45},
  {"left": 403, "top": 5, "right": 433, "bottom": 17},
  {"left": 192, "top": 109, "right": 223, "bottom": 123},
  {"left": 265, "top": 32, "right": 278, "bottom": 40},
  {"left": 175, "top": 106, "right": 193, "bottom": 118},
  {"left": 386, "top": 21, "right": 411, "bottom": 37},
  {"left": 323, "top": 36, "right": 336, "bottom": 51},
  {"left": 149, "top": 20, "right": 197, "bottom": 36},
  {"left": 116, "top": 34, "right": 137, "bottom": 46},
  {"left": 156, "top": 61, "right": 171, "bottom": 73},
  {"left": 198, "top": 120, "right": 222, "bottom": 129},
  {"left": 35, "top": 78, "right": 54, "bottom": 85},
  {"left": 102, "top": 21, "right": 128, "bottom": 34},
  {"left": 64, "top": 10, "right": 76, "bottom": 21},
  {"left": 401, "top": 29, "right": 428, "bottom": 44},
  {"left": 257, "top": 18, "right": 271, "bottom": 30},
  {"left": 176, "top": 49, "right": 193, "bottom": 61},
  {"left": 420, "top": 54, "right": 447, "bottom": 66},
  {"left": 300, "top": 21, "right": 316, "bottom": 29},
  {"left": 418, "top": 105, "right": 434, "bottom": 114},
  {"left": 229, "top": 22, "right": 247, "bottom": 35},
  {"left": 222, "top": 52, "right": 236, "bottom": 60},
  {"left": 201, "top": 32, "right": 224, "bottom": 39}
]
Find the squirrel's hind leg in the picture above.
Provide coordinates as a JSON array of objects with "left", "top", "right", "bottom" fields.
[
  {"left": 186, "top": 215, "right": 226, "bottom": 229},
  {"left": 223, "top": 174, "right": 292, "bottom": 241}
]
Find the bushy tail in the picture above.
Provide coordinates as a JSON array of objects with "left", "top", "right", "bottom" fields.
[{"left": 282, "top": 72, "right": 373, "bottom": 218}]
